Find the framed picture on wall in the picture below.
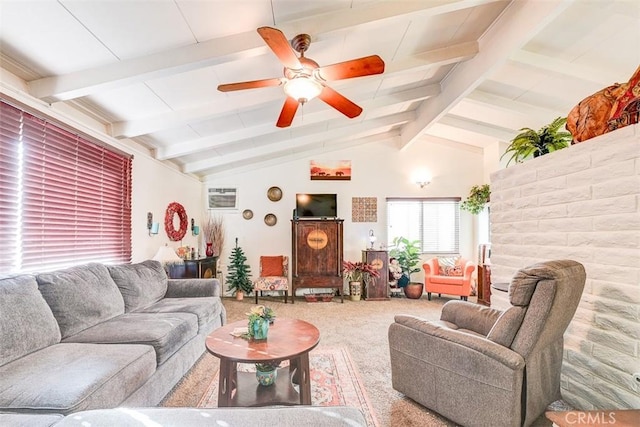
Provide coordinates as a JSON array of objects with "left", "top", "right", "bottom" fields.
[
  {"left": 208, "top": 187, "right": 238, "bottom": 209},
  {"left": 310, "top": 160, "right": 351, "bottom": 180}
]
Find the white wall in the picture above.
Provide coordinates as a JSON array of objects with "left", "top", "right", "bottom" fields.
[
  {"left": 205, "top": 134, "right": 484, "bottom": 289},
  {"left": 490, "top": 124, "right": 640, "bottom": 410},
  {"left": 131, "top": 155, "right": 203, "bottom": 262},
  {"left": 0, "top": 84, "right": 205, "bottom": 264}
]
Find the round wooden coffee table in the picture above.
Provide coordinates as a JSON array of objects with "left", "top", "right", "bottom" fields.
[{"left": 205, "top": 317, "right": 320, "bottom": 407}]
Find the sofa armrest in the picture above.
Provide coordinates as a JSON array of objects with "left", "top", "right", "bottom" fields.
[
  {"left": 165, "top": 278, "right": 221, "bottom": 298},
  {"left": 440, "top": 300, "right": 503, "bottom": 336},
  {"left": 393, "top": 314, "right": 524, "bottom": 369}
]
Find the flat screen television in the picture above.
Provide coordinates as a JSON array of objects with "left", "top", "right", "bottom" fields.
[{"left": 295, "top": 193, "right": 337, "bottom": 218}]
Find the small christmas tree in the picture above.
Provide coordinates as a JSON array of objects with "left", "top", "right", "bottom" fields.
[{"left": 226, "top": 238, "right": 252, "bottom": 296}]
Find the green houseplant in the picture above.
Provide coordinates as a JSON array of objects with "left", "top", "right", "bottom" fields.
[
  {"left": 461, "top": 184, "right": 490, "bottom": 215},
  {"left": 389, "top": 237, "right": 423, "bottom": 299},
  {"left": 502, "top": 116, "right": 572, "bottom": 166},
  {"left": 226, "top": 238, "right": 252, "bottom": 300}
]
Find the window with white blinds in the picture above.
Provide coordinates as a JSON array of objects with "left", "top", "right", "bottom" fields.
[
  {"left": 0, "top": 100, "right": 132, "bottom": 275},
  {"left": 386, "top": 198, "right": 460, "bottom": 254}
]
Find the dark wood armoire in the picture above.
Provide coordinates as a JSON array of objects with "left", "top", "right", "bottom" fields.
[{"left": 291, "top": 219, "right": 344, "bottom": 303}]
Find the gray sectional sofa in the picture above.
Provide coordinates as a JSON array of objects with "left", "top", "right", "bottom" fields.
[
  {"left": 0, "top": 406, "right": 367, "bottom": 427},
  {"left": 0, "top": 260, "right": 226, "bottom": 418}
]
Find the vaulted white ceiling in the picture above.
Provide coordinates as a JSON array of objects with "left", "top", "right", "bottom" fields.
[{"left": 1, "top": 0, "right": 638, "bottom": 179}]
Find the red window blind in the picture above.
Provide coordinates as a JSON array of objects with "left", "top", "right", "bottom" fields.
[{"left": 0, "top": 100, "right": 132, "bottom": 275}]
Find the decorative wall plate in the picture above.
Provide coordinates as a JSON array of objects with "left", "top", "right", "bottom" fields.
[
  {"left": 264, "top": 213, "right": 277, "bottom": 226},
  {"left": 242, "top": 209, "right": 253, "bottom": 220},
  {"left": 267, "top": 186, "right": 282, "bottom": 202}
]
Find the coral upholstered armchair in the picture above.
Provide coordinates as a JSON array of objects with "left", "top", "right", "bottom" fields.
[
  {"left": 422, "top": 257, "right": 475, "bottom": 300},
  {"left": 389, "top": 260, "right": 586, "bottom": 427}
]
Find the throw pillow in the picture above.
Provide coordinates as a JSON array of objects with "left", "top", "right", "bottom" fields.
[
  {"left": 261, "top": 256, "right": 284, "bottom": 276},
  {"left": 438, "top": 257, "right": 462, "bottom": 276}
]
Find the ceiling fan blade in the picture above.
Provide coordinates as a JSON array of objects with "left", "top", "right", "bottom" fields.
[
  {"left": 276, "top": 97, "right": 300, "bottom": 128},
  {"left": 317, "top": 55, "right": 385, "bottom": 81},
  {"left": 217, "top": 78, "right": 283, "bottom": 92},
  {"left": 257, "top": 27, "right": 302, "bottom": 70},
  {"left": 318, "top": 86, "right": 362, "bottom": 118}
]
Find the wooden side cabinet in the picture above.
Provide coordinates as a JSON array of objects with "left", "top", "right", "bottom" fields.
[
  {"left": 477, "top": 263, "right": 491, "bottom": 306},
  {"left": 168, "top": 256, "right": 218, "bottom": 279},
  {"left": 291, "top": 219, "right": 344, "bottom": 303},
  {"left": 362, "top": 250, "right": 389, "bottom": 300}
]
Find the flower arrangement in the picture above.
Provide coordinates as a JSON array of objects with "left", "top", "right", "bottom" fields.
[
  {"left": 246, "top": 305, "right": 275, "bottom": 340},
  {"left": 246, "top": 305, "right": 276, "bottom": 324},
  {"left": 201, "top": 213, "right": 225, "bottom": 256},
  {"left": 255, "top": 360, "right": 281, "bottom": 372},
  {"left": 342, "top": 261, "right": 381, "bottom": 283}
]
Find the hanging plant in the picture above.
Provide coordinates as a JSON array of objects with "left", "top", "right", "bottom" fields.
[
  {"left": 460, "top": 184, "right": 490, "bottom": 215},
  {"left": 501, "top": 116, "right": 572, "bottom": 166}
]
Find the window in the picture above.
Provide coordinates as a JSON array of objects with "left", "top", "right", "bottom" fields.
[
  {"left": 0, "top": 100, "right": 132, "bottom": 275},
  {"left": 386, "top": 198, "right": 460, "bottom": 254}
]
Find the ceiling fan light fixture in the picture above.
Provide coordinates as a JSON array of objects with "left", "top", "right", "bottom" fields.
[{"left": 283, "top": 76, "right": 322, "bottom": 103}]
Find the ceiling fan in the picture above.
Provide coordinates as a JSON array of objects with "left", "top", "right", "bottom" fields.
[{"left": 217, "top": 27, "right": 385, "bottom": 128}]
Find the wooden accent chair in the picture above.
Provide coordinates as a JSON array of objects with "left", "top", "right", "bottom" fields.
[
  {"left": 389, "top": 260, "right": 586, "bottom": 427},
  {"left": 253, "top": 255, "right": 289, "bottom": 304},
  {"left": 422, "top": 257, "right": 475, "bottom": 300}
]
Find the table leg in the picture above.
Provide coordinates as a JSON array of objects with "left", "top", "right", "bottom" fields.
[
  {"left": 218, "top": 358, "right": 236, "bottom": 407},
  {"left": 292, "top": 353, "right": 311, "bottom": 405}
]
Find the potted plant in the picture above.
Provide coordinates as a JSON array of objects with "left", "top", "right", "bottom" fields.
[
  {"left": 389, "top": 237, "right": 423, "bottom": 299},
  {"left": 254, "top": 360, "right": 280, "bottom": 386},
  {"left": 342, "top": 261, "right": 381, "bottom": 301},
  {"left": 501, "top": 116, "right": 572, "bottom": 165},
  {"left": 226, "top": 238, "right": 252, "bottom": 300},
  {"left": 461, "top": 184, "right": 490, "bottom": 215}
]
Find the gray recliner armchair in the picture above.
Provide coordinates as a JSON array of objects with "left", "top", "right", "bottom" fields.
[{"left": 388, "top": 260, "right": 586, "bottom": 427}]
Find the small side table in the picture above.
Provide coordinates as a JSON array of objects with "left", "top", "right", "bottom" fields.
[{"left": 168, "top": 256, "right": 217, "bottom": 279}]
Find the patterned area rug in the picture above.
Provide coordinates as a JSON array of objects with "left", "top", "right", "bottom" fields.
[{"left": 198, "top": 347, "right": 379, "bottom": 427}]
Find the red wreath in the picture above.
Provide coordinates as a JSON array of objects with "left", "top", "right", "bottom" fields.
[{"left": 164, "top": 202, "right": 188, "bottom": 241}]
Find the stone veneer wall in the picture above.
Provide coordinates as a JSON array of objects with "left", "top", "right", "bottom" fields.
[{"left": 489, "top": 124, "right": 639, "bottom": 410}]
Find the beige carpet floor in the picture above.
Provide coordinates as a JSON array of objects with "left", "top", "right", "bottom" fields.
[{"left": 162, "top": 294, "right": 556, "bottom": 426}]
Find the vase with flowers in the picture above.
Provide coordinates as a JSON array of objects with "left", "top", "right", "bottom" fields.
[
  {"left": 246, "top": 305, "right": 275, "bottom": 340},
  {"left": 254, "top": 360, "right": 281, "bottom": 386},
  {"left": 342, "top": 261, "right": 381, "bottom": 301}
]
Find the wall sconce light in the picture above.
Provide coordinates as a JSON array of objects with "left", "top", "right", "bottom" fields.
[
  {"left": 147, "top": 212, "right": 159, "bottom": 236},
  {"left": 414, "top": 169, "right": 432, "bottom": 189},
  {"left": 369, "top": 229, "right": 377, "bottom": 250},
  {"left": 191, "top": 218, "right": 200, "bottom": 236}
]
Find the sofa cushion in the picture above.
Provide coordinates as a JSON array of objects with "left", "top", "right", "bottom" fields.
[
  {"left": 0, "top": 275, "right": 61, "bottom": 367},
  {"left": 0, "top": 412, "right": 64, "bottom": 427},
  {"left": 36, "top": 263, "right": 125, "bottom": 339},
  {"left": 62, "top": 312, "right": 198, "bottom": 365},
  {"left": 51, "top": 406, "right": 367, "bottom": 427},
  {"left": 138, "top": 297, "right": 222, "bottom": 331},
  {"left": 0, "top": 343, "right": 155, "bottom": 415},
  {"left": 107, "top": 260, "right": 168, "bottom": 312}
]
